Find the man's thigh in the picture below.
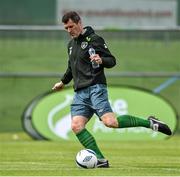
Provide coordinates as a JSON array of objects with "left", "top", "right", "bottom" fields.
[
  {"left": 90, "top": 84, "right": 113, "bottom": 118},
  {"left": 71, "top": 90, "right": 94, "bottom": 119}
]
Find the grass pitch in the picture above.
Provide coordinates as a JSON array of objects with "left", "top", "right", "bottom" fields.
[{"left": 0, "top": 132, "right": 180, "bottom": 176}]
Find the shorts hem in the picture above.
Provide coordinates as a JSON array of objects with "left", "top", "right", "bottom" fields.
[
  {"left": 98, "top": 111, "right": 113, "bottom": 120},
  {"left": 71, "top": 114, "right": 92, "bottom": 120}
]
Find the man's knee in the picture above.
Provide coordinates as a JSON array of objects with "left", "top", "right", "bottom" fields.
[
  {"left": 101, "top": 113, "right": 118, "bottom": 128},
  {"left": 71, "top": 116, "right": 88, "bottom": 134},
  {"left": 71, "top": 121, "right": 84, "bottom": 133}
]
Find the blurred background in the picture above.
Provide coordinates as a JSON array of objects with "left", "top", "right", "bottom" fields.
[{"left": 0, "top": 0, "right": 179, "bottom": 137}]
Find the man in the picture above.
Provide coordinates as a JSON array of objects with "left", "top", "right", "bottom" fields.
[{"left": 52, "top": 11, "right": 172, "bottom": 168}]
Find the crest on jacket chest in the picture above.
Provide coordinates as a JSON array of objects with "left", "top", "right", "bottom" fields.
[{"left": 81, "top": 42, "right": 88, "bottom": 49}]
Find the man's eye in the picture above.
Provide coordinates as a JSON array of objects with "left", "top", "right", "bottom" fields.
[{"left": 65, "top": 25, "right": 73, "bottom": 31}]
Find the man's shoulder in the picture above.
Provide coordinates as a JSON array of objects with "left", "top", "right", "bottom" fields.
[
  {"left": 88, "top": 32, "right": 104, "bottom": 42},
  {"left": 89, "top": 33, "right": 105, "bottom": 45}
]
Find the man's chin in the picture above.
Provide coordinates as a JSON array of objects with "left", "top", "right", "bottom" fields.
[{"left": 71, "top": 35, "right": 77, "bottom": 39}]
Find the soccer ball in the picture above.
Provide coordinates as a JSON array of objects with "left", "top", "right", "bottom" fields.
[{"left": 75, "top": 149, "right": 98, "bottom": 169}]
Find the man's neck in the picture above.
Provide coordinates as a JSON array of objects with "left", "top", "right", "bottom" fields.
[{"left": 81, "top": 28, "right": 86, "bottom": 35}]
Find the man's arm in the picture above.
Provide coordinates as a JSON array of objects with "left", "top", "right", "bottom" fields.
[
  {"left": 52, "top": 60, "right": 72, "bottom": 91},
  {"left": 92, "top": 36, "right": 116, "bottom": 68},
  {"left": 61, "top": 59, "right": 73, "bottom": 84}
]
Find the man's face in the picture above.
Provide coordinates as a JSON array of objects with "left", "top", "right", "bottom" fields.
[{"left": 64, "top": 19, "right": 82, "bottom": 38}]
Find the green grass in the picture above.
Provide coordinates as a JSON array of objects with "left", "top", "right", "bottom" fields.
[
  {"left": 0, "top": 132, "right": 180, "bottom": 176},
  {"left": 0, "top": 39, "right": 180, "bottom": 72}
]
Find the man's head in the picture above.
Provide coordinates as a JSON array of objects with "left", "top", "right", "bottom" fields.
[{"left": 62, "top": 11, "right": 83, "bottom": 38}]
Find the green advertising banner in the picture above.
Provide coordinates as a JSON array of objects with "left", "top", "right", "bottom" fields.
[{"left": 22, "top": 86, "right": 177, "bottom": 141}]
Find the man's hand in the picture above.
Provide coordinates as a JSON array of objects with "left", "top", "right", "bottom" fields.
[
  {"left": 90, "top": 54, "right": 102, "bottom": 64},
  {"left": 52, "top": 81, "right": 64, "bottom": 91}
]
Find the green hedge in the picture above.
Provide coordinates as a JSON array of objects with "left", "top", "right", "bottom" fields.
[{"left": 0, "top": 0, "right": 56, "bottom": 25}]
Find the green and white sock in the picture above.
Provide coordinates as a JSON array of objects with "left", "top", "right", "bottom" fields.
[
  {"left": 117, "top": 115, "right": 150, "bottom": 128},
  {"left": 76, "top": 128, "right": 104, "bottom": 159}
]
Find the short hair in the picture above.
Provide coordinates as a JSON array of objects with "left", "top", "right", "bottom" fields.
[{"left": 62, "top": 11, "right": 81, "bottom": 24}]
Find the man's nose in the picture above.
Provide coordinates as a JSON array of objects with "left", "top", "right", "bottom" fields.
[{"left": 67, "top": 28, "right": 71, "bottom": 33}]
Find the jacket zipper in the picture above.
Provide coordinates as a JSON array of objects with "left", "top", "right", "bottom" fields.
[{"left": 74, "top": 40, "right": 79, "bottom": 90}]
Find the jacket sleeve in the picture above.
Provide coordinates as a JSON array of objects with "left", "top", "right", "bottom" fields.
[
  {"left": 61, "top": 59, "right": 73, "bottom": 84},
  {"left": 92, "top": 36, "right": 116, "bottom": 68}
]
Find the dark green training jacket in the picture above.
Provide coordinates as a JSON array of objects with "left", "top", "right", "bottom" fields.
[{"left": 61, "top": 26, "right": 116, "bottom": 91}]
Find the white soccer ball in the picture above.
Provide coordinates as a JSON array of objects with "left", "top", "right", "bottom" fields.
[{"left": 75, "top": 149, "right": 98, "bottom": 169}]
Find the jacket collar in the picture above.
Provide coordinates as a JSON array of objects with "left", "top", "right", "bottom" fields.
[{"left": 76, "top": 26, "right": 94, "bottom": 41}]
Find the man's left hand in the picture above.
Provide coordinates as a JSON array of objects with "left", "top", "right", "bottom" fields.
[{"left": 90, "top": 54, "right": 102, "bottom": 64}]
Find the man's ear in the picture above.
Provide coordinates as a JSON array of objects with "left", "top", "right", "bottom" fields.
[{"left": 78, "top": 20, "right": 83, "bottom": 26}]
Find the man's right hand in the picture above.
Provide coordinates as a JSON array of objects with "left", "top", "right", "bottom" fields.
[{"left": 52, "top": 81, "right": 64, "bottom": 91}]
